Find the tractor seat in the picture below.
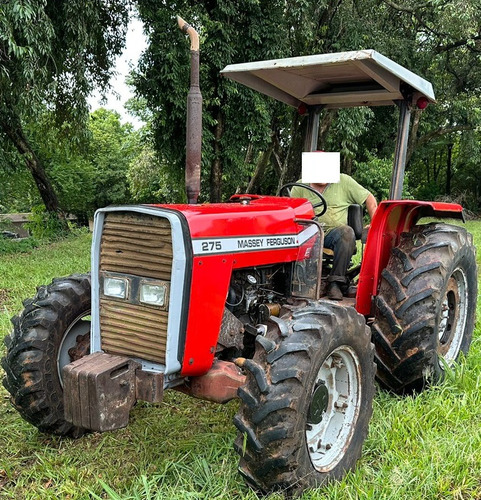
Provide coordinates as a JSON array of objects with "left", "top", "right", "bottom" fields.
[{"left": 347, "top": 204, "right": 363, "bottom": 240}]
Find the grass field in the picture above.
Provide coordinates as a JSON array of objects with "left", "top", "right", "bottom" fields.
[{"left": 1, "top": 221, "right": 481, "bottom": 499}]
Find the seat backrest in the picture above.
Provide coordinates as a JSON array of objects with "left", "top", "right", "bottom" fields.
[{"left": 347, "top": 204, "right": 363, "bottom": 240}]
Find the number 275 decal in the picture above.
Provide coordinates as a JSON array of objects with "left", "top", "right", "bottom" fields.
[{"left": 201, "top": 241, "right": 222, "bottom": 252}]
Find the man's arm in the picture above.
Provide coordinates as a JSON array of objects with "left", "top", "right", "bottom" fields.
[
  {"left": 365, "top": 193, "right": 378, "bottom": 219},
  {"left": 345, "top": 175, "right": 377, "bottom": 219}
]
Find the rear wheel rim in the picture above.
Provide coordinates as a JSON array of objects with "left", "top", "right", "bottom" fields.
[
  {"left": 438, "top": 268, "right": 468, "bottom": 363},
  {"left": 306, "top": 345, "right": 361, "bottom": 471}
]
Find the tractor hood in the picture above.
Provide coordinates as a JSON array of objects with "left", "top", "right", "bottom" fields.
[{"left": 150, "top": 194, "right": 314, "bottom": 241}]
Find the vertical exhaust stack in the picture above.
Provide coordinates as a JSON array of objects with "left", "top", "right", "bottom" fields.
[{"left": 177, "top": 16, "right": 202, "bottom": 204}]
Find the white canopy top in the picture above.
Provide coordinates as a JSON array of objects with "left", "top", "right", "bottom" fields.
[{"left": 221, "top": 50, "right": 435, "bottom": 109}]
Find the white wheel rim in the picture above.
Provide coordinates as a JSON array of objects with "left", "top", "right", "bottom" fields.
[
  {"left": 305, "top": 345, "right": 362, "bottom": 471},
  {"left": 438, "top": 267, "right": 468, "bottom": 364},
  {"left": 57, "top": 311, "right": 91, "bottom": 386}
]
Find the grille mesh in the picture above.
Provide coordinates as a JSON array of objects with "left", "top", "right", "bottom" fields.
[
  {"left": 100, "top": 212, "right": 172, "bottom": 280},
  {"left": 99, "top": 212, "right": 172, "bottom": 364}
]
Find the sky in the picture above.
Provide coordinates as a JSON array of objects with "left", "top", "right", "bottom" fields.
[{"left": 88, "top": 18, "right": 147, "bottom": 128}]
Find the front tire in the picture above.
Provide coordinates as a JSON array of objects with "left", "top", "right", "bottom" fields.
[
  {"left": 372, "top": 223, "right": 477, "bottom": 393},
  {"left": 234, "top": 301, "right": 375, "bottom": 494},
  {"left": 2, "top": 274, "right": 91, "bottom": 436}
]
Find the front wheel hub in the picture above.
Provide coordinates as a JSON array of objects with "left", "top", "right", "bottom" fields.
[
  {"left": 57, "top": 311, "right": 91, "bottom": 386},
  {"left": 308, "top": 382, "right": 329, "bottom": 425},
  {"left": 305, "top": 345, "right": 362, "bottom": 472}
]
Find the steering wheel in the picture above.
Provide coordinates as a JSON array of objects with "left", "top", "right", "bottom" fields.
[{"left": 280, "top": 182, "right": 328, "bottom": 217}]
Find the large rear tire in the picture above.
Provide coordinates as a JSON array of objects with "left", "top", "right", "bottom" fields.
[
  {"left": 372, "top": 223, "right": 477, "bottom": 393},
  {"left": 2, "top": 274, "right": 91, "bottom": 436},
  {"left": 234, "top": 301, "right": 375, "bottom": 495}
]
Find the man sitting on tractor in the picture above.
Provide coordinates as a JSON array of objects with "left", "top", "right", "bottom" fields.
[{"left": 291, "top": 174, "right": 377, "bottom": 300}]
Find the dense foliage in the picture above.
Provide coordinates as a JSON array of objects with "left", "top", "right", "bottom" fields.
[
  {"left": 1, "top": 0, "right": 481, "bottom": 215},
  {"left": 1, "top": 109, "right": 140, "bottom": 222},
  {"left": 133, "top": 0, "right": 290, "bottom": 202},
  {"left": 0, "top": 0, "right": 130, "bottom": 215},
  {"left": 132, "top": 0, "right": 481, "bottom": 210}
]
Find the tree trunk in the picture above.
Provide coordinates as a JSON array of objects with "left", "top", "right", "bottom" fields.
[
  {"left": 406, "top": 109, "right": 422, "bottom": 166},
  {"left": 244, "top": 143, "right": 254, "bottom": 165},
  {"left": 246, "top": 133, "right": 276, "bottom": 194},
  {"left": 434, "top": 151, "right": 440, "bottom": 180},
  {"left": 1, "top": 119, "right": 61, "bottom": 215},
  {"left": 277, "top": 113, "right": 305, "bottom": 193},
  {"left": 446, "top": 143, "right": 453, "bottom": 195},
  {"left": 318, "top": 110, "right": 337, "bottom": 151},
  {"left": 271, "top": 134, "right": 283, "bottom": 177},
  {"left": 210, "top": 111, "right": 224, "bottom": 203},
  {"left": 343, "top": 156, "right": 353, "bottom": 175}
]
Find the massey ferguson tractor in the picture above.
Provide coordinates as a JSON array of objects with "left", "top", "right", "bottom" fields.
[{"left": 2, "top": 18, "right": 477, "bottom": 495}]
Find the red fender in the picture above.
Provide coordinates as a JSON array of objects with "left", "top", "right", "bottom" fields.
[{"left": 356, "top": 200, "right": 464, "bottom": 315}]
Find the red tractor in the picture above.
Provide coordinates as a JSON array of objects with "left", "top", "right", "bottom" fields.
[{"left": 2, "top": 18, "right": 477, "bottom": 495}]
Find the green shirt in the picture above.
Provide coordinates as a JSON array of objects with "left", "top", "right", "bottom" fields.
[{"left": 290, "top": 174, "right": 370, "bottom": 233}]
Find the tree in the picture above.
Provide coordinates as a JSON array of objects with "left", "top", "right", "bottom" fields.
[
  {"left": 134, "top": 0, "right": 295, "bottom": 202},
  {"left": 127, "top": 144, "right": 185, "bottom": 204},
  {"left": 0, "top": 0, "right": 129, "bottom": 216},
  {"left": 0, "top": 146, "right": 39, "bottom": 213},
  {"left": 18, "top": 108, "right": 140, "bottom": 221},
  {"left": 354, "top": 0, "right": 481, "bottom": 204},
  {"left": 87, "top": 109, "right": 139, "bottom": 210},
  {"left": 132, "top": 1, "right": 422, "bottom": 201}
]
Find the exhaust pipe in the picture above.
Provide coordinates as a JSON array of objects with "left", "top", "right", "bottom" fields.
[{"left": 177, "top": 16, "right": 202, "bottom": 204}]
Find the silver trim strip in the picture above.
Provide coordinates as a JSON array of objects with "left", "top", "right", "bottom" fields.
[{"left": 192, "top": 224, "right": 319, "bottom": 255}]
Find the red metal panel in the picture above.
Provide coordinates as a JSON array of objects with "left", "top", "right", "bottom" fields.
[
  {"left": 151, "top": 196, "right": 464, "bottom": 372},
  {"left": 181, "top": 239, "right": 313, "bottom": 376},
  {"left": 356, "top": 200, "right": 463, "bottom": 315},
  {"left": 150, "top": 196, "right": 314, "bottom": 238},
  {"left": 181, "top": 254, "right": 234, "bottom": 375},
  {"left": 173, "top": 197, "right": 315, "bottom": 376}
]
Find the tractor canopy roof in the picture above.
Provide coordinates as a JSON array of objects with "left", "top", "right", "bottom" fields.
[{"left": 221, "top": 50, "right": 434, "bottom": 109}]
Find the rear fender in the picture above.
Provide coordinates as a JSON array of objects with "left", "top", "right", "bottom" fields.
[{"left": 356, "top": 200, "right": 464, "bottom": 315}]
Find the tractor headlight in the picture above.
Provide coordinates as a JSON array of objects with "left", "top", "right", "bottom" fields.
[
  {"left": 140, "top": 281, "right": 167, "bottom": 307},
  {"left": 103, "top": 277, "right": 128, "bottom": 299}
]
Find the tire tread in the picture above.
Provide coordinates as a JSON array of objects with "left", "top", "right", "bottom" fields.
[
  {"left": 2, "top": 273, "right": 91, "bottom": 436},
  {"left": 372, "top": 223, "right": 477, "bottom": 392}
]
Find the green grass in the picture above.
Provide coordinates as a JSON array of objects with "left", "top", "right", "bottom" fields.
[
  {"left": 1, "top": 222, "right": 481, "bottom": 499},
  {"left": 0, "top": 236, "right": 39, "bottom": 255}
]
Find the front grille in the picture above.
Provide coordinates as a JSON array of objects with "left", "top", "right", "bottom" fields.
[
  {"left": 99, "top": 212, "right": 172, "bottom": 364},
  {"left": 100, "top": 212, "right": 172, "bottom": 280},
  {"left": 100, "top": 300, "right": 168, "bottom": 364}
]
